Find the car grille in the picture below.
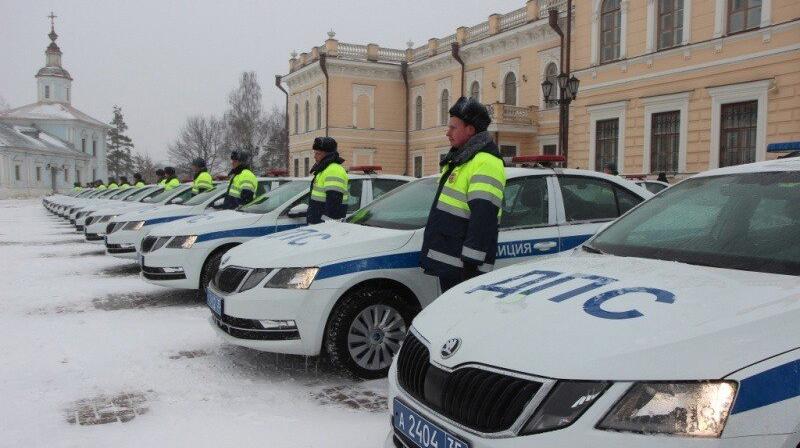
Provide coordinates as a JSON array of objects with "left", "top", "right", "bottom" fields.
[
  {"left": 214, "top": 266, "right": 250, "bottom": 293},
  {"left": 85, "top": 232, "right": 102, "bottom": 241},
  {"left": 396, "top": 332, "right": 542, "bottom": 433},
  {"left": 105, "top": 243, "right": 136, "bottom": 255}
]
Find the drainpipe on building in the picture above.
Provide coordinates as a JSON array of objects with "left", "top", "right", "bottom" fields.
[
  {"left": 275, "top": 75, "right": 290, "bottom": 170},
  {"left": 401, "top": 62, "right": 410, "bottom": 176},
  {"left": 451, "top": 43, "right": 465, "bottom": 97},
  {"left": 319, "top": 53, "right": 330, "bottom": 137}
]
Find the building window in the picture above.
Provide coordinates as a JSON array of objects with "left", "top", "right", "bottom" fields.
[
  {"left": 543, "top": 144, "right": 558, "bottom": 155},
  {"left": 440, "top": 89, "right": 449, "bottom": 126},
  {"left": 658, "top": 0, "right": 683, "bottom": 49},
  {"left": 92, "top": 168, "right": 96, "bottom": 181},
  {"left": 36, "top": 167, "right": 42, "bottom": 182},
  {"left": 415, "top": 96, "right": 423, "bottom": 130},
  {"left": 413, "top": 155, "right": 423, "bottom": 178},
  {"left": 600, "top": 0, "right": 622, "bottom": 63},
  {"left": 728, "top": 0, "right": 761, "bottom": 34},
  {"left": 650, "top": 111, "right": 680, "bottom": 173},
  {"left": 66, "top": 87, "right": 70, "bottom": 102},
  {"left": 81, "top": 138, "right": 86, "bottom": 153},
  {"left": 316, "top": 95, "right": 322, "bottom": 130},
  {"left": 76, "top": 169, "right": 81, "bottom": 184},
  {"left": 500, "top": 145, "right": 518, "bottom": 167},
  {"left": 304, "top": 100, "right": 310, "bottom": 133},
  {"left": 503, "top": 72, "right": 517, "bottom": 106},
  {"left": 15, "top": 165, "right": 21, "bottom": 181},
  {"left": 544, "top": 63, "right": 559, "bottom": 104},
  {"left": 469, "top": 81, "right": 480, "bottom": 101},
  {"left": 294, "top": 159, "right": 299, "bottom": 177},
  {"left": 304, "top": 157, "right": 310, "bottom": 176},
  {"left": 92, "top": 140, "right": 97, "bottom": 156},
  {"left": 44, "top": 85, "right": 50, "bottom": 99},
  {"left": 595, "top": 118, "right": 619, "bottom": 172},
  {"left": 294, "top": 103, "right": 299, "bottom": 134},
  {"left": 720, "top": 101, "right": 757, "bottom": 167},
  {"left": 64, "top": 168, "right": 68, "bottom": 182}
]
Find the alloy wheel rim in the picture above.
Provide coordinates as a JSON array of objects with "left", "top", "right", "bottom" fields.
[{"left": 347, "top": 304, "right": 407, "bottom": 371}]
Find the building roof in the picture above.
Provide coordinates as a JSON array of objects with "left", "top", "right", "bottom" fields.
[
  {"left": 36, "top": 65, "right": 72, "bottom": 80},
  {"left": 0, "top": 122, "right": 87, "bottom": 158},
  {"left": 0, "top": 101, "right": 108, "bottom": 128}
]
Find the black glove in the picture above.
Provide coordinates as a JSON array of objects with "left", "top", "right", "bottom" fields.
[
  {"left": 462, "top": 262, "right": 479, "bottom": 281},
  {"left": 240, "top": 189, "right": 254, "bottom": 204}
]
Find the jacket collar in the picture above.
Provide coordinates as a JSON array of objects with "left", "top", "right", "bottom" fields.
[{"left": 310, "top": 152, "right": 345, "bottom": 175}]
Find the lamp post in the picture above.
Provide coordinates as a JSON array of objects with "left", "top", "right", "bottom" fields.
[{"left": 542, "top": 0, "right": 578, "bottom": 164}]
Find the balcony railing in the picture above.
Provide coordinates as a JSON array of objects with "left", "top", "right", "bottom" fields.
[
  {"left": 486, "top": 103, "right": 536, "bottom": 127},
  {"left": 500, "top": 7, "right": 528, "bottom": 31},
  {"left": 538, "top": 0, "right": 568, "bottom": 18},
  {"left": 337, "top": 42, "right": 368, "bottom": 60}
]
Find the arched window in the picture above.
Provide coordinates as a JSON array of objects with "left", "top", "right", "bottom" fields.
[
  {"left": 440, "top": 89, "right": 449, "bottom": 126},
  {"left": 304, "top": 100, "right": 310, "bottom": 133},
  {"left": 469, "top": 81, "right": 480, "bottom": 101},
  {"left": 316, "top": 96, "right": 322, "bottom": 130},
  {"left": 414, "top": 96, "right": 423, "bottom": 131},
  {"left": 600, "top": 0, "right": 622, "bottom": 63},
  {"left": 294, "top": 103, "right": 299, "bottom": 134},
  {"left": 544, "top": 62, "right": 559, "bottom": 104},
  {"left": 503, "top": 72, "right": 517, "bottom": 106}
]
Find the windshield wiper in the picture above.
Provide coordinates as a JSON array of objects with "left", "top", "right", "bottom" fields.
[{"left": 582, "top": 244, "right": 605, "bottom": 255}]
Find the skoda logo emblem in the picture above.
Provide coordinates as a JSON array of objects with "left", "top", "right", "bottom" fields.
[{"left": 440, "top": 338, "right": 461, "bottom": 359}]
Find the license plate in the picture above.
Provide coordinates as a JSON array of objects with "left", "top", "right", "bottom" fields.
[
  {"left": 393, "top": 400, "right": 469, "bottom": 448},
  {"left": 206, "top": 289, "right": 224, "bottom": 316}
]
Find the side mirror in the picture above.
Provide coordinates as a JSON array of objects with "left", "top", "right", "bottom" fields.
[
  {"left": 287, "top": 203, "right": 308, "bottom": 218},
  {"left": 213, "top": 198, "right": 225, "bottom": 208},
  {"left": 171, "top": 197, "right": 185, "bottom": 205}
]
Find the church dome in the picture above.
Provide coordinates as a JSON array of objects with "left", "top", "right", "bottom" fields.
[{"left": 36, "top": 65, "right": 72, "bottom": 80}]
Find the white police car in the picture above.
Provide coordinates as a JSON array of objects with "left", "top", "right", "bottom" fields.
[
  {"left": 385, "top": 157, "right": 799, "bottom": 448},
  {"left": 80, "top": 185, "right": 166, "bottom": 238},
  {"left": 104, "top": 178, "right": 283, "bottom": 258},
  {"left": 138, "top": 173, "right": 410, "bottom": 291},
  {"left": 205, "top": 167, "right": 652, "bottom": 378},
  {"left": 61, "top": 189, "right": 120, "bottom": 221}
]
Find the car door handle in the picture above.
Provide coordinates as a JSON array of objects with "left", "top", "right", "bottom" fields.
[{"left": 533, "top": 241, "right": 558, "bottom": 251}]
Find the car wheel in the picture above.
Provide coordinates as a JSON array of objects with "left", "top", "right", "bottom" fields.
[
  {"left": 199, "top": 247, "right": 230, "bottom": 292},
  {"left": 325, "top": 287, "right": 415, "bottom": 379}
]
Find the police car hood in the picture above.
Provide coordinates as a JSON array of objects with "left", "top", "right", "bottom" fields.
[
  {"left": 116, "top": 204, "right": 194, "bottom": 223},
  {"left": 147, "top": 210, "right": 261, "bottom": 237},
  {"left": 86, "top": 202, "right": 145, "bottom": 215},
  {"left": 224, "top": 222, "right": 414, "bottom": 268},
  {"left": 414, "top": 252, "right": 800, "bottom": 381}
]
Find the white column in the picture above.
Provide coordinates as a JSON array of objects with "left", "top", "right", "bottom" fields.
[
  {"left": 620, "top": 0, "right": 629, "bottom": 59},
  {"left": 645, "top": 0, "right": 656, "bottom": 53},
  {"left": 713, "top": 0, "right": 726, "bottom": 38}
]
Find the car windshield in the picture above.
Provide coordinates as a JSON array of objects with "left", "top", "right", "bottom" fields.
[
  {"left": 97, "top": 190, "right": 120, "bottom": 198},
  {"left": 641, "top": 182, "right": 668, "bottom": 194},
  {"left": 240, "top": 180, "right": 308, "bottom": 214},
  {"left": 347, "top": 177, "right": 438, "bottom": 230},
  {"left": 590, "top": 171, "right": 800, "bottom": 276},
  {"left": 124, "top": 186, "right": 157, "bottom": 201},
  {"left": 183, "top": 183, "right": 227, "bottom": 206},
  {"left": 146, "top": 185, "right": 187, "bottom": 203},
  {"left": 109, "top": 189, "right": 136, "bottom": 200}
]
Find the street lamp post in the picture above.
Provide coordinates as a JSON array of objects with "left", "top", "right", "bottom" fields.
[{"left": 542, "top": 0, "right": 579, "bottom": 164}]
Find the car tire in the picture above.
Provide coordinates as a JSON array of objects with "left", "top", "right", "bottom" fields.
[
  {"left": 199, "top": 247, "right": 230, "bottom": 292},
  {"left": 325, "top": 287, "right": 416, "bottom": 379}
]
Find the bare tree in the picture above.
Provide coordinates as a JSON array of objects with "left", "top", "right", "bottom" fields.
[
  {"left": 225, "top": 71, "right": 266, "bottom": 164},
  {"left": 257, "top": 106, "right": 288, "bottom": 172},
  {"left": 131, "top": 151, "right": 159, "bottom": 183},
  {"left": 167, "top": 115, "right": 227, "bottom": 178}
]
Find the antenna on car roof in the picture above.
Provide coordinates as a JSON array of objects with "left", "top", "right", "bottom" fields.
[
  {"left": 511, "top": 155, "right": 566, "bottom": 169},
  {"left": 348, "top": 165, "right": 382, "bottom": 174}
]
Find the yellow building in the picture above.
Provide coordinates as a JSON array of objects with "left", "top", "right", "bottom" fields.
[{"left": 279, "top": 0, "right": 800, "bottom": 179}]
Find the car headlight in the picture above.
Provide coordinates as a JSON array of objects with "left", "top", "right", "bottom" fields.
[
  {"left": 264, "top": 267, "right": 319, "bottom": 289},
  {"left": 166, "top": 235, "right": 198, "bottom": 249},
  {"left": 522, "top": 381, "right": 610, "bottom": 434},
  {"left": 99, "top": 215, "right": 116, "bottom": 223},
  {"left": 238, "top": 268, "right": 273, "bottom": 292},
  {"left": 123, "top": 220, "right": 145, "bottom": 231},
  {"left": 597, "top": 381, "right": 737, "bottom": 437},
  {"left": 85, "top": 215, "right": 97, "bottom": 225}
]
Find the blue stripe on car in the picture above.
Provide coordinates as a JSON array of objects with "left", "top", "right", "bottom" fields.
[
  {"left": 316, "top": 235, "right": 594, "bottom": 280},
  {"left": 145, "top": 215, "right": 192, "bottom": 226},
  {"left": 731, "top": 358, "right": 800, "bottom": 414},
  {"left": 196, "top": 224, "right": 305, "bottom": 243}
]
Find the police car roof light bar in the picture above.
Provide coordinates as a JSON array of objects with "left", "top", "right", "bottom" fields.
[
  {"left": 512, "top": 155, "right": 566, "bottom": 168},
  {"left": 348, "top": 165, "right": 382, "bottom": 174}
]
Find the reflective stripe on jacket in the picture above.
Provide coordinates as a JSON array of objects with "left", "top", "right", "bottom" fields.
[
  {"left": 307, "top": 162, "right": 348, "bottom": 224},
  {"left": 192, "top": 171, "right": 214, "bottom": 194},
  {"left": 420, "top": 138, "right": 506, "bottom": 278}
]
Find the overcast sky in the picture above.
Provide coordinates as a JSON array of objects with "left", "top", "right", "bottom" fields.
[{"left": 1, "top": 0, "right": 524, "bottom": 163}]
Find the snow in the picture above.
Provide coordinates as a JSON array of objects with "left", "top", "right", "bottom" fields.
[{"left": 0, "top": 200, "right": 389, "bottom": 447}]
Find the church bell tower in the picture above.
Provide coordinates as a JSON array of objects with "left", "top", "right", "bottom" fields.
[{"left": 36, "top": 12, "right": 73, "bottom": 104}]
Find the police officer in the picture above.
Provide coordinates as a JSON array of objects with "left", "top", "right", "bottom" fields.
[
  {"left": 107, "top": 177, "right": 119, "bottom": 190},
  {"left": 221, "top": 151, "right": 257, "bottom": 209},
  {"left": 420, "top": 97, "right": 506, "bottom": 293},
  {"left": 96, "top": 180, "right": 107, "bottom": 190},
  {"left": 72, "top": 182, "right": 82, "bottom": 192},
  {"left": 133, "top": 173, "right": 146, "bottom": 187},
  {"left": 155, "top": 168, "right": 166, "bottom": 186},
  {"left": 191, "top": 158, "right": 214, "bottom": 195},
  {"left": 163, "top": 167, "right": 180, "bottom": 190},
  {"left": 119, "top": 176, "right": 131, "bottom": 189},
  {"left": 307, "top": 137, "right": 348, "bottom": 224}
]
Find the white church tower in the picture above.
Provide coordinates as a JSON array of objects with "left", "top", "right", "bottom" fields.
[{"left": 37, "top": 13, "right": 73, "bottom": 105}]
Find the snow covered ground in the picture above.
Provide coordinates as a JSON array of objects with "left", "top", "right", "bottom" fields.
[{"left": 0, "top": 199, "right": 389, "bottom": 447}]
